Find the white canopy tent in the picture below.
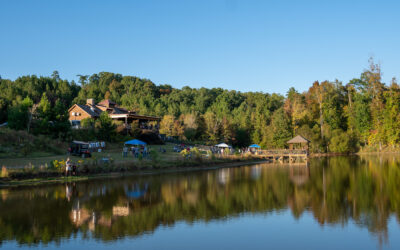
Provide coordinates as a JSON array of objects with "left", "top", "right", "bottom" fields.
[{"left": 215, "top": 143, "right": 230, "bottom": 148}]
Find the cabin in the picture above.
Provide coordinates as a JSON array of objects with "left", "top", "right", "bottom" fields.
[{"left": 68, "top": 99, "right": 161, "bottom": 131}]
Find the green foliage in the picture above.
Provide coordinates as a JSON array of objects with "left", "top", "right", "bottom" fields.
[
  {"left": 329, "top": 130, "right": 359, "bottom": 153},
  {"left": 262, "top": 107, "right": 292, "bottom": 148},
  {"left": 191, "top": 147, "right": 202, "bottom": 161},
  {"left": 130, "top": 121, "right": 141, "bottom": 138},
  {"left": 150, "top": 149, "right": 160, "bottom": 166},
  {"left": 95, "top": 112, "right": 117, "bottom": 142},
  {"left": 0, "top": 128, "right": 65, "bottom": 157},
  {"left": 81, "top": 118, "right": 95, "bottom": 129},
  {"left": 180, "top": 149, "right": 190, "bottom": 159},
  {"left": 3, "top": 58, "right": 400, "bottom": 152},
  {"left": 184, "top": 128, "right": 197, "bottom": 141},
  {"left": 1, "top": 166, "right": 8, "bottom": 178},
  {"left": 7, "top": 97, "right": 33, "bottom": 130}
]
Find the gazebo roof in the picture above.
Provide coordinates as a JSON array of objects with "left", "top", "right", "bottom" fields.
[{"left": 287, "top": 135, "right": 310, "bottom": 144}]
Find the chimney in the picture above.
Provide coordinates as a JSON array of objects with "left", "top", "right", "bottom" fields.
[{"left": 86, "top": 98, "right": 95, "bottom": 106}]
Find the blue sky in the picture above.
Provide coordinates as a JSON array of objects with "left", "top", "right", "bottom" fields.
[{"left": 1, "top": 0, "right": 400, "bottom": 94}]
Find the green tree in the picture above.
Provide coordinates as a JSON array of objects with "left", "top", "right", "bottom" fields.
[
  {"left": 96, "top": 112, "right": 116, "bottom": 141},
  {"left": 34, "top": 93, "right": 52, "bottom": 134},
  {"left": 7, "top": 97, "right": 33, "bottom": 130},
  {"left": 263, "top": 108, "right": 292, "bottom": 148},
  {"left": 383, "top": 81, "right": 400, "bottom": 146}
]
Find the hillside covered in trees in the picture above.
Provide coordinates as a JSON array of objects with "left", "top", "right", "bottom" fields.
[{"left": 1, "top": 58, "right": 400, "bottom": 153}]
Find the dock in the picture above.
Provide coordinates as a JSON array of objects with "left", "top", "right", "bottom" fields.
[{"left": 257, "top": 149, "right": 309, "bottom": 164}]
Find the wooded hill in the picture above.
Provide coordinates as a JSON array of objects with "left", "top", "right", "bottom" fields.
[{"left": 1, "top": 58, "right": 399, "bottom": 153}]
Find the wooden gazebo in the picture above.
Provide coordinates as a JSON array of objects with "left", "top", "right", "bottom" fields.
[{"left": 287, "top": 135, "right": 310, "bottom": 151}]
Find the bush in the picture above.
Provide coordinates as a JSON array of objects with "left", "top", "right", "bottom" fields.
[
  {"left": 0, "top": 128, "right": 66, "bottom": 157},
  {"left": 150, "top": 149, "right": 160, "bottom": 166},
  {"left": 180, "top": 149, "right": 190, "bottom": 159},
  {"left": 191, "top": 147, "right": 202, "bottom": 162},
  {"left": 1, "top": 166, "right": 8, "bottom": 178},
  {"left": 329, "top": 130, "right": 359, "bottom": 153},
  {"left": 52, "top": 159, "right": 66, "bottom": 172}
]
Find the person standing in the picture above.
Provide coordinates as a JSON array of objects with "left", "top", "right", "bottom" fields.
[
  {"left": 123, "top": 145, "right": 128, "bottom": 157},
  {"left": 66, "top": 158, "right": 72, "bottom": 176}
]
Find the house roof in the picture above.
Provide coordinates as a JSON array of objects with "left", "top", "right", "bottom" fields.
[
  {"left": 69, "top": 104, "right": 101, "bottom": 117},
  {"left": 69, "top": 99, "right": 160, "bottom": 121},
  {"left": 98, "top": 99, "right": 116, "bottom": 107},
  {"left": 79, "top": 104, "right": 102, "bottom": 117},
  {"left": 111, "top": 107, "right": 129, "bottom": 114},
  {"left": 287, "top": 135, "right": 310, "bottom": 144}
]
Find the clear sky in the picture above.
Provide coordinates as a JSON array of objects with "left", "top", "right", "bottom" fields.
[{"left": 1, "top": 0, "right": 400, "bottom": 94}]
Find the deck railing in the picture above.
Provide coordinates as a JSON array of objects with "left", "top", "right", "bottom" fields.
[{"left": 258, "top": 149, "right": 308, "bottom": 155}]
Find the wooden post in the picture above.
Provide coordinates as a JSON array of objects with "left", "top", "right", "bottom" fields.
[{"left": 125, "top": 116, "right": 128, "bottom": 135}]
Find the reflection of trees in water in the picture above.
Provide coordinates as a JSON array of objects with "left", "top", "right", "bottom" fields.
[{"left": 1, "top": 155, "right": 400, "bottom": 246}]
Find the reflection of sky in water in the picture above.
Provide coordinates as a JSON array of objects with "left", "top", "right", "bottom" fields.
[
  {"left": 251, "top": 165, "right": 261, "bottom": 180},
  {"left": 4, "top": 210, "right": 400, "bottom": 250}
]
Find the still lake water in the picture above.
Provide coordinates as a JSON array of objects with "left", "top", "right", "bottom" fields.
[{"left": 1, "top": 155, "right": 400, "bottom": 249}]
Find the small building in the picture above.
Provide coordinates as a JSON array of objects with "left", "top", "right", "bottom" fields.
[
  {"left": 287, "top": 135, "right": 310, "bottom": 150},
  {"left": 68, "top": 99, "right": 160, "bottom": 131}
]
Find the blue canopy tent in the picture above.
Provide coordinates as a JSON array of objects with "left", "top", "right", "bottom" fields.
[
  {"left": 125, "top": 139, "right": 147, "bottom": 145},
  {"left": 249, "top": 144, "right": 261, "bottom": 148}
]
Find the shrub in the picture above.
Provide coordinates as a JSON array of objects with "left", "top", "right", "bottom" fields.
[
  {"left": 191, "top": 147, "right": 202, "bottom": 162},
  {"left": 180, "top": 149, "right": 190, "bottom": 159},
  {"left": 52, "top": 159, "right": 66, "bottom": 172},
  {"left": 150, "top": 149, "right": 160, "bottom": 166},
  {"left": 207, "top": 150, "right": 216, "bottom": 160},
  {"left": 1, "top": 166, "right": 8, "bottom": 178},
  {"left": 329, "top": 130, "right": 359, "bottom": 153}
]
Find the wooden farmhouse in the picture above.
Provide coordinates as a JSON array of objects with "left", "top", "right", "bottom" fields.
[{"left": 68, "top": 99, "right": 160, "bottom": 131}]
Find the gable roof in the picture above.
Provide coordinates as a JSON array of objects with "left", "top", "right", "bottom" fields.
[
  {"left": 69, "top": 99, "right": 160, "bottom": 120},
  {"left": 287, "top": 135, "right": 310, "bottom": 144},
  {"left": 69, "top": 104, "right": 101, "bottom": 117},
  {"left": 111, "top": 106, "right": 129, "bottom": 114}
]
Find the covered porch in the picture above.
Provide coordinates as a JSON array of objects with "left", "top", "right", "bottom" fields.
[{"left": 109, "top": 113, "right": 161, "bottom": 133}]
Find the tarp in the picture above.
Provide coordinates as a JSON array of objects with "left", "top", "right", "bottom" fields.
[
  {"left": 72, "top": 140, "right": 89, "bottom": 145},
  {"left": 215, "top": 143, "right": 229, "bottom": 148},
  {"left": 125, "top": 139, "right": 147, "bottom": 145},
  {"left": 249, "top": 144, "right": 261, "bottom": 148}
]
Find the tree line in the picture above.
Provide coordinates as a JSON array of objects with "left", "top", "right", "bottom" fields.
[{"left": 1, "top": 58, "right": 400, "bottom": 152}]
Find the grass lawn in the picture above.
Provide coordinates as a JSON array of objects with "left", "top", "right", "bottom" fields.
[{"left": 0, "top": 143, "right": 181, "bottom": 168}]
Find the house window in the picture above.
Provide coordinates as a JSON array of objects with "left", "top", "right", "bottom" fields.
[{"left": 70, "top": 120, "right": 81, "bottom": 129}]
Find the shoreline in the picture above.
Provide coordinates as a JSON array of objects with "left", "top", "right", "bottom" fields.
[
  {"left": 0, "top": 159, "right": 269, "bottom": 188},
  {"left": 5, "top": 151, "right": 395, "bottom": 188}
]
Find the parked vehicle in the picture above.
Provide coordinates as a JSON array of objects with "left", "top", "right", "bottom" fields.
[
  {"left": 68, "top": 141, "right": 92, "bottom": 158},
  {"left": 173, "top": 146, "right": 182, "bottom": 152}
]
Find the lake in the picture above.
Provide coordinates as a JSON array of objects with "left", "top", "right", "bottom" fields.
[{"left": 1, "top": 155, "right": 400, "bottom": 249}]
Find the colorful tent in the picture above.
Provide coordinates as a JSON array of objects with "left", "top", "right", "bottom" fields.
[
  {"left": 125, "top": 139, "right": 147, "bottom": 145},
  {"left": 249, "top": 144, "right": 261, "bottom": 148},
  {"left": 215, "top": 143, "right": 230, "bottom": 148}
]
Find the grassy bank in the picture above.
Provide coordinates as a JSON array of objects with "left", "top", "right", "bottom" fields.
[{"left": 0, "top": 156, "right": 266, "bottom": 187}]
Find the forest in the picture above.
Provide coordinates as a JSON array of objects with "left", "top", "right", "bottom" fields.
[{"left": 1, "top": 58, "right": 399, "bottom": 153}]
